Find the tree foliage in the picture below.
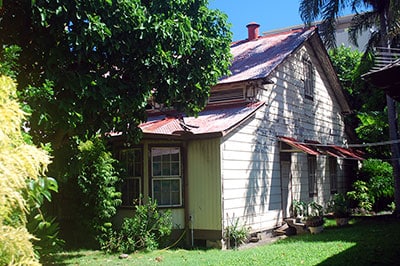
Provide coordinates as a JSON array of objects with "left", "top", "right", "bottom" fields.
[
  {"left": 348, "top": 159, "right": 394, "bottom": 212},
  {"left": 0, "top": 0, "right": 232, "bottom": 146},
  {"left": 0, "top": 75, "right": 51, "bottom": 265},
  {"left": 299, "top": 0, "right": 400, "bottom": 49},
  {"left": 328, "top": 45, "right": 390, "bottom": 157},
  {"left": 328, "top": 45, "right": 363, "bottom": 108},
  {"left": 0, "top": 0, "right": 232, "bottom": 247}
]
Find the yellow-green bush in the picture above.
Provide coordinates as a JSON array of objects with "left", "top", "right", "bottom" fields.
[{"left": 0, "top": 76, "right": 51, "bottom": 265}]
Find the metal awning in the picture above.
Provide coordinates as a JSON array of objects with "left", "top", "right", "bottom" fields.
[
  {"left": 278, "top": 136, "right": 320, "bottom": 156},
  {"left": 278, "top": 136, "right": 364, "bottom": 160}
]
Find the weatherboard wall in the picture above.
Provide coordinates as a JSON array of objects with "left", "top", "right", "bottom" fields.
[
  {"left": 186, "top": 138, "right": 223, "bottom": 236},
  {"left": 220, "top": 43, "right": 349, "bottom": 234}
]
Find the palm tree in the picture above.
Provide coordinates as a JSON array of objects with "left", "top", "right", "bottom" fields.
[{"left": 299, "top": 0, "right": 400, "bottom": 215}]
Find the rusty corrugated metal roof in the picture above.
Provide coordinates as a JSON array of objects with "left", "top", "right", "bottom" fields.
[
  {"left": 278, "top": 136, "right": 364, "bottom": 160},
  {"left": 139, "top": 101, "right": 265, "bottom": 137},
  {"left": 219, "top": 27, "right": 316, "bottom": 84}
]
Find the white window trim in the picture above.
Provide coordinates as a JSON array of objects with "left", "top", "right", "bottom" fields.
[
  {"left": 151, "top": 177, "right": 182, "bottom": 207},
  {"left": 151, "top": 147, "right": 183, "bottom": 207}
]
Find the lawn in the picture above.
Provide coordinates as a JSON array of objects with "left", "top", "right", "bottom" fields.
[{"left": 44, "top": 216, "right": 400, "bottom": 266}]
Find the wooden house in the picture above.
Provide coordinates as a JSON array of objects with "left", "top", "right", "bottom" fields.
[{"left": 112, "top": 23, "right": 362, "bottom": 248}]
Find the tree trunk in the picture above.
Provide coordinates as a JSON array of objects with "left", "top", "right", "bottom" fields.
[
  {"left": 380, "top": 3, "right": 400, "bottom": 215},
  {"left": 386, "top": 95, "right": 400, "bottom": 215}
]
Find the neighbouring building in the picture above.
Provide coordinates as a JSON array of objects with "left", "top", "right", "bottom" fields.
[
  {"left": 111, "top": 23, "right": 362, "bottom": 248},
  {"left": 264, "top": 14, "right": 371, "bottom": 51}
]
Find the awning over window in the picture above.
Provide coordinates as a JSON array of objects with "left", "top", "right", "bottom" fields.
[
  {"left": 278, "top": 136, "right": 364, "bottom": 160},
  {"left": 278, "top": 136, "right": 320, "bottom": 156}
]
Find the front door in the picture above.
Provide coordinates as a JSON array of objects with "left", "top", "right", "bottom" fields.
[{"left": 280, "top": 160, "right": 292, "bottom": 218}]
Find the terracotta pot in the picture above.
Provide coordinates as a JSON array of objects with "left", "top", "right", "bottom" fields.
[{"left": 308, "top": 225, "right": 323, "bottom": 234}]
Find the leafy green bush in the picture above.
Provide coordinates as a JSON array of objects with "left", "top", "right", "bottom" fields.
[
  {"left": 347, "top": 180, "right": 374, "bottom": 212},
  {"left": 26, "top": 177, "right": 64, "bottom": 255},
  {"left": 101, "top": 197, "right": 172, "bottom": 253},
  {"left": 348, "top": 159, "right": 394, "bottom": 212},
  {"left": 77, "top": 137, "right": 122, "bottom": 247},
  {"left": 360, "top": 159, "right": 394, "bottom": 199}
]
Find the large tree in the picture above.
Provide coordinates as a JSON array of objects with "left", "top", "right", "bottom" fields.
[
  {"left": 0, "top": 0, "right": 232, "bottom": 146},
  {"left": 0, "top": 0, "right": 232, "bottom": 246},
  {"left": 299, "top": 0, "right": 400, "bottom": 214}
]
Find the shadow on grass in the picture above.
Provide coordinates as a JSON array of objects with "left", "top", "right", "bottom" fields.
[
  {"left": 285, "top": 215, "right": 400, "bottom": 265},
  {"left": 41, "top": 251, "right": 85, "bottom": 266}
]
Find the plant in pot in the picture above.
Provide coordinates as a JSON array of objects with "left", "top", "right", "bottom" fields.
[
  {"left": 327, "top": 193, "right": 351, "bottom": 226},
  {"left": 292, "top": 199, "right": 307, "bottom": 222},
  {"left": 304, "top": 201, "right": 324, "bottom": 234}
]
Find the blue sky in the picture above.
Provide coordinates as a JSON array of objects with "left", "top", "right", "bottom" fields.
[{"left": 208, "top": 1, "right": 354, "bottom": 41}]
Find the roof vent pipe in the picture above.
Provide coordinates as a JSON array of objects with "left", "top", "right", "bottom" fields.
[{"left": 246, "top": 22, "right": 260, "bottom": 41}]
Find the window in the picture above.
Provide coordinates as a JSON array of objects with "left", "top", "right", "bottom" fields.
[
  {"left": 303, "top": 57, "right": 315, "bottom": 100},
  {"left": 329, "top": 157, "right": 338, "bottom": 194},
  {"left": 119, "top": 148, "right": 142, "bottom": 207},
  {"left": 151, "top": 147, "right": 182, "bottom": 207},
  {"left": 308, "top": 155, "right": 317, "bottom": 197}
]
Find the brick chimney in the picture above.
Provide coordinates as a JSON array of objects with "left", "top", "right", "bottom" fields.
[{"left": 246, "top": 22, "right": 260, "bottom": 41}]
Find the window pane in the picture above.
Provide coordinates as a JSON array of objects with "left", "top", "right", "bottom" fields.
[
  {"left": 152, "top": 179, "right": 181, "bottom": 207},
  {"left": 152, "top": 147, "right": 181, "bottom": 177},
  {"left": 162, "top": 162, "right": 171, "bottom": 176},
  {"left": 171, "top": 191, "right": 180, "bottom": 205},
  {"left": 154, "top": 192, "right": 161, "bottom": 205},
  {"left": 171, "top": 162, "right": 180, "bottom": 175},
  {"left": 153, "top": 155, "right": 161, "bottom": 162},
  {"left": 153, "top": 162, "right": 161, "bottom": 176},
  {"left": 170, "top": 152, "right": 179, "bottom": 161},
  {"left": 121, "top": 178, "right": 140, "bottom": 206},
  {"left": 162, "top": 154, "right": 170, "bottom": 162},
  {"left": 151, "top": 147, "right": 182, "bottom": 207}
]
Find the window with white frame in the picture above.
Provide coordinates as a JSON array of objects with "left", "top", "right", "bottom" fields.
[
  {"left": 151, "top": 147, "right": 182, "bottom": 207},
  {"left": 119, "top": 148, "right": 142, "bottom": 207},
  {"left": 303, "top": 56, "right": 315, "bottom": 100},
  {"left": 308, "top": 155, "right": 317, "bottom": 197},
  {"left": 329, "top": 157, "right": 338, "bottom": 194}
]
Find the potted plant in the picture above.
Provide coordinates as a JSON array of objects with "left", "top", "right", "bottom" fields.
[
  {"left": 304, "top": 201, "right": 324, "bottom": 234},
  {"left": 292, "top": 199, "right": 307, "bottom": 222},
  {"left": 327, "top": 193, "right": 351, "bottom": 226}
]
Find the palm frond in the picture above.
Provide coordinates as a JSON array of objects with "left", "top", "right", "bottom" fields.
[
  {"left": 299, "top": 0, "right": 325, "bottom": 24},
  {"left": 349, "top": 11, "right": 378, "bottom": 47}
]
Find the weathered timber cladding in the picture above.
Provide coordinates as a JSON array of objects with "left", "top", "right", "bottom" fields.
[
  {"left": 220, "top": 45, "right": 349, "bottom": 234},
  {"left": 187, "top": 138, "right": 222, "bottom": 231}
]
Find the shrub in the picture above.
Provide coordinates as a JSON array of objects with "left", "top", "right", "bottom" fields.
[
  {"left": 348, "top": 159, "right": 394, "bottom": 212},
  {"left": 347, "top": 180, "right": 374, "bottom": 212},
  {"left": 101, "top": 197, "right": 172, "bottom": 253},
  {"left": 361, "top": 159, "right": 394, "bottom": 211},
  {"left": 26, "top": 177, "right": 64, "bottom": 256},
  {"left": 0, "top": 75, "right": 51, "bottom": 265},
  {"left": 76, "top": 137, "right": 122, "bottom": 247},
  {"left": 224, "top": 216, "right": 250, "bottom": 249}
]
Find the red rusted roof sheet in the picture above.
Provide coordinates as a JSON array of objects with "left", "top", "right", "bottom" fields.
[
  {"left": 278, "top": 136, "right": 321, "bottom": 156},
  {"left": 327, "top": 145, "right": 364, "bottom": 160},
  {"left": 278, "top": 136, "right": 364, "bottom": 160},
  {"left": 219, "top": 27, "right": 316, "bottom": 84},
  {"left": 139, "top": 101, "right": 265, "bottom": 137}
]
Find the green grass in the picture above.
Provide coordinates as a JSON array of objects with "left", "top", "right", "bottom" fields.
[{"left": 44, "top": 216, "right": 400, "bottom": 266}]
